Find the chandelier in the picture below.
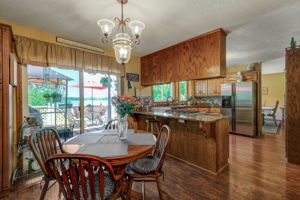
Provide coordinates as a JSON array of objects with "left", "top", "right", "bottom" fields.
[{"left": 97, "top": 0, "right": 145, "bottom": 65}]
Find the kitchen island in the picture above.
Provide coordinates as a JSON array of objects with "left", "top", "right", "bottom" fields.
[{"left": 133, "top": 111, "right": 229, "bottom": 174}]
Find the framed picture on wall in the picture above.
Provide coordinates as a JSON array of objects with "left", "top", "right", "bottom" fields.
[{"left": 262, "top": 87, "right": 268, "bottom": 95}]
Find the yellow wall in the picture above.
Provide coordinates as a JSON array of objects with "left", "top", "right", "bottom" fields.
[
  {"left": 0, "top": 19, "right": 144, "bottom": 96},
  {"left": 261, "top": 73, "right": 285, "bottom": 107},
  {"left": 227, "top": 65, "right": 285, "bottom": 107},
  {"left": 226, "top": 65, "right": 248, "bottom": 73}
]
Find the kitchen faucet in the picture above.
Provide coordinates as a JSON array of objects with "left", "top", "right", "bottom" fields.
[{"left": 167, "top": 96, "right": 174, "bottom": 106}]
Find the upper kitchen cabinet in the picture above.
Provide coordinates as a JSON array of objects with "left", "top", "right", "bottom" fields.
[
  {"left": 195, "top": 80, "right": 208, "bottom": 96},
  {"left": 207, "top": 78, "right": 224, "bottom": 96},
  {"left": 141, "top": 29, "right": 227, "bottom": 86}
]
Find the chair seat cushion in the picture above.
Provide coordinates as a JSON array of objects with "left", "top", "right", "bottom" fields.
[{"left": 129, "top": 156, "right": 159, "bottom": 174}]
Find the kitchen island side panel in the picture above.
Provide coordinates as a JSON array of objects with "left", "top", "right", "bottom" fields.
[{"left": 134, "top": 113, "right": 229, "bottom": 173}]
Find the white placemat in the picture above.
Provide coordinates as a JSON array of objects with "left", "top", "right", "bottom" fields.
[
  {"left": 75, "top": 143, "right": 128, "bottom": 157},
  {"left": 65, "top": 133, "right": 104, "bottom": 144},
  {"left": 98, "top": 135, "right": 123, "bottom": 144},
  {"left": 125, "top": 133, "right": 156, "bottom": 145},
  {"left": 101, "top": 129, "right": 135, "bottom": 135},
  {"left": 97, "top": 133, "right": 156, "bottom": 146}
]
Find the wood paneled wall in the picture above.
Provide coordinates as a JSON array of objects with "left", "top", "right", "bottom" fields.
[
  {"left": 141, "top": 29, "right": 226, "bottom": 86},
  {"left": 286, "top": 47, "right": 300, "bottom": 165},
  {"left": 0, "top": 23, "right": 13, "bottom": 193}
]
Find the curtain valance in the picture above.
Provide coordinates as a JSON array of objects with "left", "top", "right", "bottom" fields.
[{"left": 14, "top": 35, "right": 124, "bottom": 75}]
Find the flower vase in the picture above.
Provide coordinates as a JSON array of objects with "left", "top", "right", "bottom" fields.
[{"left": 117, "top": 114, "right": 128, "bottom": 140}]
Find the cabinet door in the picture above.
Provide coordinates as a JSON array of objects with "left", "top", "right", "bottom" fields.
[
  {"left": 215, "top": 78, "right": 223, "bottom": 95},
  {"left": 0, "top": 85, "right": 2, "bottom": 191},
  {"left": 207, "top": 78, "right": 223, "bottom": 96},
  {"left": 0, "top": 29, "right": 2, "bottom": 84},
  {"left": 141, "top": 55, "right": 153, "bottom": 86},
  {"left": 195, "top": 80, "right": 208, "bottom": 96},
  {"left": 207, "top": 79, "right": 216, "bottom": 95}
]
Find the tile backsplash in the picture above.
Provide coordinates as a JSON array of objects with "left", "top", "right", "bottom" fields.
[
  {"left": 136, "top": 96, "right": 222, "bottom": 107},
  {"left": 194, "top": 96, "right": 221, "bottom": 107}
]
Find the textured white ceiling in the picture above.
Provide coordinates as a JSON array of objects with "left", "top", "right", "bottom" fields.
[
  {"left": 262, "top": 57, "right": 285, "bottom": 75},
  {"left": 0, "top": 0, "right": 299, "bottom": 72}
]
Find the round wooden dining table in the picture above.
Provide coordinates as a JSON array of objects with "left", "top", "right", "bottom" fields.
[{"left": 62, "top": 130, "right": 156, "bottom": 167}]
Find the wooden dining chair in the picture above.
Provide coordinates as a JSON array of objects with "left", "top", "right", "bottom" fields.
[
  {"left": 126, "top": 125, "right": 171, "bottom": 200},
  {"left": 45, "top": 154, "right": 126, "bottom": 200},
  {"left": 105, "top": 119, "right": 118, "bottom": 130},
  {"left": 263, "top": 100, "right": 279, "bottom": 125},
  {"left": 28, "top": 128, "right": 64, "bottom": 200}
]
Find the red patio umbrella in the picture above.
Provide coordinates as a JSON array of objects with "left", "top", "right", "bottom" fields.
[
  {"left": 69, "top": 84, "right": 107, "bottom": 90},
  {"left": 69, "top": 82, "right": 107, "bottom": 107}
]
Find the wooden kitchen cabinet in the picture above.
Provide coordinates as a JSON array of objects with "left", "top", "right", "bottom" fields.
[
  {"left": 207, "top": 78, "right": 223, "bottom": 96},
  {"left": 0, "top": 23, "right": 13, "bottom": 193},
  {"left": 141, "top": 29, "right": 226, "bottom": 86},
  {"left": 195, "top": 78, "right": 223, "bottom": 96},
  {"left": 286, "top": 47, "right": 300, "bottom": 165},
  {"left": 195, "top": 80, "right": 208, "bottom": 96}
]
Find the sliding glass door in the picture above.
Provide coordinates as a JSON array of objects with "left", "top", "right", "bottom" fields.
[
  {"left": 82, "top": 72, "right": 120, "bottom": 132},
  {"left": 25, "top": 65, "right": 120, "bottom": 136}
]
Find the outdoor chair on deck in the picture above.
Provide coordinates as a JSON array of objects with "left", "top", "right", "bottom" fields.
[
  {"left": 126, "top": 125, "right": 171, "bottom": 200},
  {"left": 28, "top": 128, "right": 64, "bottom": 200},
  {"left": 45, "top": 154, "right": 126, "bottom": 200},
  {"left": 263, "top": 100, "right": 279, "bottom": 126}
]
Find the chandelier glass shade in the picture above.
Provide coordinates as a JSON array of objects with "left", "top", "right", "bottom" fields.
[
  {"left": 97, "top": 19, "right": 115, "bottom": 37},
  {"left": 97, "top": 0, "right": 145, "bottom": 65},
  {"left": 113, "top": 33, "right": 132, "bottom": 64}
]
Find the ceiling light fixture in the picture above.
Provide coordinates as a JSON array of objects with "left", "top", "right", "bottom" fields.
[{"left": 97, "top": 0, "right": 145, "bottom": 66}]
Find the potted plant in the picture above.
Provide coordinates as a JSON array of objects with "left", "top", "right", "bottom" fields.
[
  {"left": 51, "top": 92, "right": 62, "bottom": 102},
  {"left": 43, "top": 92, "right": 52, "bottom": 101},
  {"left": 100, "top": 77, "right": 112, "bottom": 87},
  {"left": 112, "top": 95, "right": 140, "bottom": 139}
]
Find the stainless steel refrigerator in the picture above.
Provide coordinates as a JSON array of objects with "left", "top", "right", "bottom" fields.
[{"left": 221, "top": 81, "right": 257, "bottom": 136}]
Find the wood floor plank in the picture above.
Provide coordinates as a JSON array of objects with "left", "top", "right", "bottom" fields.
[{"left": 4, "top": 127, "right": 300, "bottom": 200}]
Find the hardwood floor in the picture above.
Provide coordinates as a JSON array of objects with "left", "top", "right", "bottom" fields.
[{"left": 3, "top": 126, "right": 300, "bottom": 200}]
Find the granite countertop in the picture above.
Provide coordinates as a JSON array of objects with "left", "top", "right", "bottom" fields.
[
  {"left": 171, "top": 105, "right": 221, "bottom": 109},
  {"left": 133, "top": 111, "right": 227, "bottom": 122}
]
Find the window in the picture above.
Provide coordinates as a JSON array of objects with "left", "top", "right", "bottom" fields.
[
  {"left": 179, "top": 81, "right": 187, "bottom": 101},
  {"left": 152, "top": 83, "right": 171, "bottom": 101}
]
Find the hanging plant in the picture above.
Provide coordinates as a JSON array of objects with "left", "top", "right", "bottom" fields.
[
  {"left": 43, "top": 92, "right": 52, "bottom": 101},
  {"left": 51, "top": 92, "right": 62, "bottom": 102},
  {"left": 100, "top": 77, "right": 112, "bottom": 87}
]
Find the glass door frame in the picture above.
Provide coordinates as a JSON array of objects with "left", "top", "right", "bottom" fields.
[{"left": 79, "top": 71, "right": 120, "bottom": 134}]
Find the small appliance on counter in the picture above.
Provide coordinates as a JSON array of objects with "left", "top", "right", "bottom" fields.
[{"left": 221, "top": 81, "right": 257, "bottom": 137}]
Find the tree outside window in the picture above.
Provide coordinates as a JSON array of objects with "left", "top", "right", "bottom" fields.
[
  {"left": 179, "top": 81, "right": 187, "bottom": 101},
  {"left": 153, "top": 83, "right": 171, "bottom": 101}
]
